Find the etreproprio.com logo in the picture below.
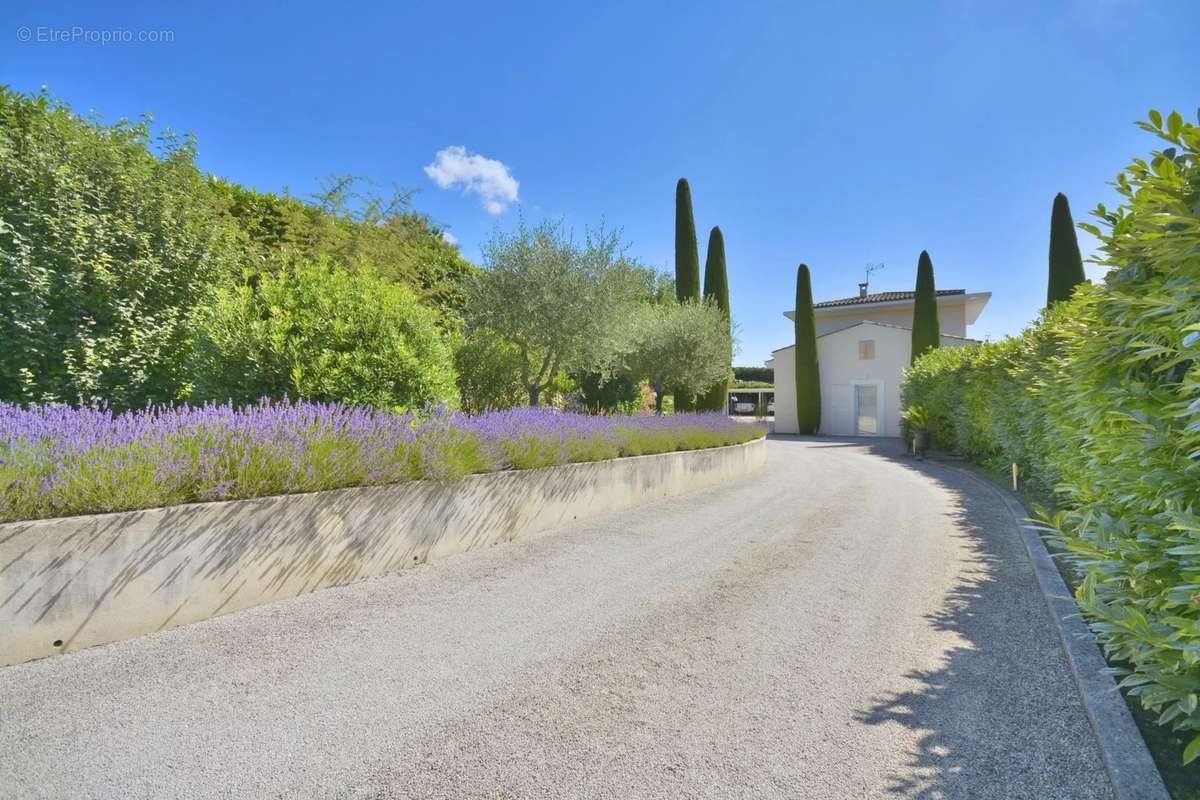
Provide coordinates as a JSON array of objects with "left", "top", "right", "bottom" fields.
[{"left": 16, "top": 26, "right": 175, "bottom": 44}]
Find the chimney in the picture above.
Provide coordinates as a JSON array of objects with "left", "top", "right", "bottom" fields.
[{"left": 858, "top": 282, "right": 868, "bottom": 298}]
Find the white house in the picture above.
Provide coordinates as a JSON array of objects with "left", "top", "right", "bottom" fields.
[{"left": 768, "top": 284, "right": 990, "bottom": 437}]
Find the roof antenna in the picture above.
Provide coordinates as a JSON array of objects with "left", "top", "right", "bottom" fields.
[{"left": 861, "top": 262, "right": 884, "bottom": 297}]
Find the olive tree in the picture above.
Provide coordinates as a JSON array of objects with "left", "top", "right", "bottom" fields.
[
  {"left": 466, "top": 219, "right": 643, "bottom": 406},
  {"left": 621, "top": 299, "right": 731, "bottom": 414}
]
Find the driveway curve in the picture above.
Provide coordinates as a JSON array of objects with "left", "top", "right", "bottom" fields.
[{"left": 0, "top": 437, "right": 1112, "bottom": 799}]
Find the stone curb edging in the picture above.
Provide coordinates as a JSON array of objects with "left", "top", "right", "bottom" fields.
[
  {"left": 927, "top": 458, "right": 1169, "bottom": 800},
  {"left": 0, "top": 437, "right": 767, "bottom": 668}
]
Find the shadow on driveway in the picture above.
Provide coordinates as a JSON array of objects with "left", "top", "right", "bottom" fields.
[{"left": 772, "top": 435, "right": 1113, "bottom": 798}]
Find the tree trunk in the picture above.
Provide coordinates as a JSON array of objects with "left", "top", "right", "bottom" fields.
[
  {"left": 654, "top": 381, "right": 664, "bottom": 415},
  {"left": 528, "top": 386, "right": 541, "bottom": 407}
]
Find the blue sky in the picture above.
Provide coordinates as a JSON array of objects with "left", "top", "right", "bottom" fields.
[{"left": 3, "top": 1, "right": 1196, "bottom": 364}]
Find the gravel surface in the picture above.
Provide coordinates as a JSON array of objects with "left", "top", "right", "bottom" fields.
[{"left": 0, "top": 437, "right": 1113, "bottom": 799}]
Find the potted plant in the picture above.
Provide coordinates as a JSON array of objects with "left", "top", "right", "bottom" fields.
[{"left": 902, "top": 406, "right": 932, "bottom": 459}]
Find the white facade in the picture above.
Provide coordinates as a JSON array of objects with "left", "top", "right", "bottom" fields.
[{"left": 769, "top": 291, "right": 989, "bottom": 438}]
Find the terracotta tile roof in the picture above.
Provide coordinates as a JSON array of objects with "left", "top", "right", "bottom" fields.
[
  {"left": 814, "top": 289, "right": 966, "bottom": 309},
  {"left": 769, "top": 320, "right": 979, "bottom": 353}
]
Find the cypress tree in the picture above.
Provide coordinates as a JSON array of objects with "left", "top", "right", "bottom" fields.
[
  {"left": 794, "top": 264, "right": 820, "bottom": 434},
  {"left": 700, "top": 226, "right": 731, "bottom": 411},
  {"left": 1047, "top": 192, "right": 1086, "bottom": 307},
  {"left": 910, "top": 250, "right": 941, "bottom": 364},
  {"left": 675, "top": 178, "right": 701, "bottom": 303},
  {"left": 673, "top": 178, "right": 701, "bottom": 411}
]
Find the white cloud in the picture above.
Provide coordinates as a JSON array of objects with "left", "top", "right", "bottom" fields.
[
  {"left": 441, "top": 230, "right": 458, "bottom": 246},
  {"left": 424, "top": 146, "right": 519, "bottom": 214}
]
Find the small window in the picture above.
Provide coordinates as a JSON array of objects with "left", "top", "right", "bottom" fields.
[{"left": 858, "top": 339, "right": 875, "bottom": 360}]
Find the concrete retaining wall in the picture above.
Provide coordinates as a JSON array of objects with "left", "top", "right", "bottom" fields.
[{"left": 0, "top": 437, "right": 766, "bottom": 667}]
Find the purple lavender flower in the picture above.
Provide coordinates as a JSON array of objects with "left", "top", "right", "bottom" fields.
[{"left": 0, "top": 401, "right": 765, "bottom": 522}]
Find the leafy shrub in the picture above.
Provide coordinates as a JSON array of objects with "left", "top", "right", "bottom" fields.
[
  {"left": 0, "top": 88, "right": 243, "bottom": 407},
  {"left": 453, "top": 330, "right": 527, "bottom": 414},
  {"left": 899, "top": 405, "right": 931, "bottom": 431},
  {"left": 574, "top": 371, "right": 642, "bottom": 414},
  {"left": 901, "top": 332, "right": 1059, "bottom": 490},
  {"left": 0, "top": 88, "right": 478, "bottom": 412},
  {"left": 212, "top": 176, "right": 478, "bottom": 328},
  {"left": 187, "top": 261, "right": 458, "bottom": 410},
  {"left": 1050, "top": 110, "right": 1200, "bottom": 760},
  {"left": 902, "top": 110, "right": 1200, "bottom": 759}
]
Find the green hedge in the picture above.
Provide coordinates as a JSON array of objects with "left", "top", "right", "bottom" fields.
[
  {"left": 734, "top": 366, "right": 773, "bottom": 383},
  {"left": 0, "top": 87, "right": 473, "bottom": 410},
  {"left": 901, "top": 317, "right": 1064, "bottom": 495},
  {"left": 903, "top": 110, "right": 1200, "bottom": 760},
  {"left": 187, "top": 261, "right": 459, "bottom": 410},
  {"left": 0, "top": 88, "right": 242, "bottom": 408}
]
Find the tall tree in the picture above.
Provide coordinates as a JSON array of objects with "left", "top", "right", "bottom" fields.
[
  {"left": 699, "top": 226, "right": 732, "bottom": 411},
  {"left": 794, "top": 264, "right": 821, "bottom": 434},
  {"left": 910, "top": 250, "right": 941, "bottom": 363},
  {"left": 674, "top": 178, "right": 701, "bottom": 302},
  {"left": 466, "top": 219, "right": 642, "bottom": 406},
  {"left": 673, "top": 178, "right": 701, "bottom": 411},
  {"left": 1047, "top": 192, "right": 1086, "bottom": 306},
  {"left": 622, "top": 300, "right": 730, "bottom": 415}
]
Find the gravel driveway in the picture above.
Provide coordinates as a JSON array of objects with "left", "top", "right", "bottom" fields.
[{"left": 0, "top": 437, "right": 1113, "bottom": 799}]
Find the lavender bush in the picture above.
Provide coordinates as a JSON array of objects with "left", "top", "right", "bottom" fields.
[{"left": 0, "top": 401, "right": 765, "bottom": 523}]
